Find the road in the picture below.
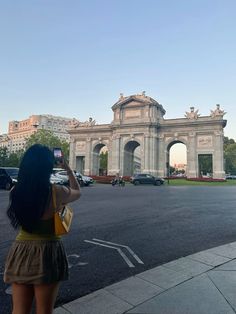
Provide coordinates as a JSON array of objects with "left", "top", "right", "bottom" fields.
[{"left": 1, "top": 184, "right": 236, "bottom": 313}]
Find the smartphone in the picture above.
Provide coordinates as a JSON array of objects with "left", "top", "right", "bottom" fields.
[{"left": 53, "top": 147, "right": 63, "bottom": 165}]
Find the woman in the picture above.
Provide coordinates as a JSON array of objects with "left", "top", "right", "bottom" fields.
[{"left": 4, "top": 144, "right": 81, "bottom": 314}]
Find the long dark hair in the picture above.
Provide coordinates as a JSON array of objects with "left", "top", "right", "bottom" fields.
[{"left": 7, "top": 144, "right": 54, "bottom": 232}]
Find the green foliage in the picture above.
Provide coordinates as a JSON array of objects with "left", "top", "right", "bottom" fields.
[
  {"left": 224, "top": 143, "right": 236, "bottom": 174},
  {"left": 224, "top": 136, "right": 235, "bottom": 149},
  {"left": 0, "top": 147, "right": 24, "bottom": 167},
  {"left": 169, "top": 166, "right": 175, "bottom": 175},
  {"left": 99, "top": 151, "right": 108, "bottom": 170},
  {"left": 0, "top": 147, "right": 8, "bottom": 166},
  {"left": 223, "top": 137, "right": 236, "bottom": 174},
  {"left": 25, "top": 129, "right": 69, "bottom": 160},
  {"left": 168, "top": 179, "right": 236, "bottom": 186},
  {"left": 7, "top": 151, "right": 24, "bottom": 167},
  {"left": 198, "top": 154, "right": 213, "bottom": 175}
]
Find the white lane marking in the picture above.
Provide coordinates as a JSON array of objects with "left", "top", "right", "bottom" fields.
[
  {"left": 84, "top": 240, "right": 135, "bottom": 268},
  {"left": 67, "top": 254, "right": 88, "bottom": 268},
  {"left": 93, "top": 238, "right": 144, "bottom": 265},
  {"left": 5, "top": 286, "right": 12, "bottom": 295}
]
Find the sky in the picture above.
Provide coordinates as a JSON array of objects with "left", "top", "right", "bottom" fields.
[{"left": 0, "top": 0, "right": 235, "bottom": 164}]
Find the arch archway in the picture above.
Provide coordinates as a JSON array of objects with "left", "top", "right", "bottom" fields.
[
  {"left": 92, "top": 143, "right": 108, "bottom": 175},
  {"left": 123, "top": 140, "right": 141, "bottom": 176},
  {"left": 168, "top": 142, "right": 187, "bottom": 176},
  {"left": 164, "top": 138, "right": 188, "bottom": 177}
]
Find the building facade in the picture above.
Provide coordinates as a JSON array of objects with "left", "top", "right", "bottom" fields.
[
  {"left": 1, "top": 114, "right": 74, "bottom": 153},
  {"left": 68, "top": 93, "right": 227, "bottom": 179}
]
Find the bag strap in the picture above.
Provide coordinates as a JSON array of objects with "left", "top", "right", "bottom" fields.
[{"left": 52, "top": 184, "right": 57, "bottom": 211}]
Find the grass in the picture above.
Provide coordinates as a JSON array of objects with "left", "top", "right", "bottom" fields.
[
  {"left": 166, "top": 179, "right": 236, "bottom": 186},
  {"left": 92, "top": 176, "right": 236, "bottom": 186}
]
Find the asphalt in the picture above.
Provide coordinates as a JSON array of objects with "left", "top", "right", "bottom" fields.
[{"left": 54, "top": 241, "right": 236, "bottom": 314}]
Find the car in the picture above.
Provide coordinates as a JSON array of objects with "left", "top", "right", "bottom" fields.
[
  {"left": 53, "top": 170, "right": 91, "bottom": 186},
  {"left": 226, "top": 174, "right": 236, "bottom": 180},
  {"left": 50, "top": 174, "right": 65, "bottom": 185},
  {"left": 76, "top": 172, "right": 94, "bottom": 186},
  {"left": 130, "top": 173, "right": 165, "bottom": 186},
  {"left": 52, "top": 168, "right": 70, "bottom": 185},
  {"left": 0, "top": 167, "right": 19, "bottom": 190},
  {"left": 52, "top": 167, "right": 64, "bottom": 174}
]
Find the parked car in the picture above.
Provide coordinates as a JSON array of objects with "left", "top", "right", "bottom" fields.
[
  {"left": 52, "top": 168, "right": 64, "bottom": 174},
  {"left": 53, "top": 170, "right": 93, "bottom": 186},
  {"left": 76, "top": 172, "right": 94, "bottom": 186},
  {"left": 130, "top": 173, "right": 165, "bottom": 186},
  {"left": 50, "top": 174, "right": 65, "bottom": 185},
  {"left": 54, "top": 170, "right": 83, "bottom": 186},
  {"left": 52, "top": 168, "right": 69, "bottom": 185},
  {"left": 0, "top": 167, "right": 19, "bottom": 190},
  {"left": 226, "top": 174, "right": 236, "bottom": 180}
]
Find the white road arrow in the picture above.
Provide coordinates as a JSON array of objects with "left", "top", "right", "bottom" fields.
[
  {"left": 93, "top": 238, "right": 144, "bottom": 265},
  {"left": 85, "top": 240, "right": 135, "bottom": 267},
  {"left": 5, "top": 286, "right": 12, "bottom": 295},
  {"left": 67, "top": 254, "right": 88, "bottom": 269},
  {"left": 84, "top": 239, "right": 144, "bottom": 268}
]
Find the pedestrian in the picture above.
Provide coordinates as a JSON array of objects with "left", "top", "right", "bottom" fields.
[
  {"left": 114, "top": 172, "right": 120, "bottom": 185},
  {"left": 3, "top": 144, "right": 81, "bottom": 314}
]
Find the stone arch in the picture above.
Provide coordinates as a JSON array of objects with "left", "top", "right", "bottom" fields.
[
  {"left": 123, "top": 139, "right": 141, "bottom": 176},
  {"left": 165, "top": 136, "right": 188, "bottom": 149},
  {"left": 165, "top": 138, "right": 188, "bottom": 176},
  {"left": 91, "top": 142, "right": 108, "bottom": 175},
  {"left": 68, "top": 94, "right": 226, "bottom": 179}
]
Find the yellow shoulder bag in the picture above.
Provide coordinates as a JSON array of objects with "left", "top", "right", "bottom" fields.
[{"left": 52, "top": 185, "right": 74, "bottom": 236}]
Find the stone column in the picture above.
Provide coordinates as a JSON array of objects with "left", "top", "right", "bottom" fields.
[
  {"left": 143, "top": 134, "right": 150, "bottom": 173},
  {"left": 139, "top": 136, "right": 145, "bottom": 173},
  {"left": 107, "top": 139, "right": 112, "bottom": 175},
  {"left": 187, "top": 132, "right": 197, "bottom": 178},
  {"left": 148, "top": 136, "right": 158, "bottom": 176},
  {"left": 109, "top": 135, "right": 121, "bottom": 175},
  {"left": 69, "top": 138, "right": 76, "bottom": 170},
  {"left": 157, "top": 135, "right": 165, "bottom": 177},
  {"left": 213, "top": 131, "right": 225, "bottom": 179},
  {"left": 84, "top": 137, "right": 91, "bottom": 175}
]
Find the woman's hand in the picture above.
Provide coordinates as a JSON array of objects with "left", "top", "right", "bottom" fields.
[
  {"left": 61, "top": 158, "right": 80, "bottom": 192},
  {"left": 61, "top": 158, "right": 72, "bottom": 173}
]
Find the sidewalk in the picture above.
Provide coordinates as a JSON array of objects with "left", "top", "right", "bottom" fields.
[{"left": 54, "top": 241, "right": 236, "bottom": 314}]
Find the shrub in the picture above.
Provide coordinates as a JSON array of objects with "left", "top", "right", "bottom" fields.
[
  {"left": 90, "top": 175, "right": 130, "bottom": 184},
  {"left": 186, "top": 177, "right": 226, "bottom": 182}
]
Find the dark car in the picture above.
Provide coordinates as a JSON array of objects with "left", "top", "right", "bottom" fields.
[
  {"left": 130, "top": 173, "right": 165, "bottom": 186},
  {"left": 0, "top": 167, "right": 19, "bottom": 190}
]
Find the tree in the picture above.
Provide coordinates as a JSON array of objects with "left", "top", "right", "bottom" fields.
[
  {"left": 198, "top": 154, "right": 213, "bottom": 176},
  {"left": 99, "top": 151, "right": 108, "bottom": 175},
  {"left": 169, "top": 166, "right": 175, "bottom": 175},
  {"left": 25, "top": 130, "right": 70, "bottom": 161},
  {"left": 223, "top": 137, "right": 236, "bottom": 174},
  {"left": 0, "top": 147, "right": 24, "bottom": 167},
  {"left": 7, "top": 151, "right": 24, "bottom": 167},
  {"left": 225, "top": 143, "right": 236, "bottom": 174},
  {"left": 224, "top": 136, "right": 235, "bottom": 149},
  {"left": 0, "top": 147, "right": 8, "bottom": 166}
]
